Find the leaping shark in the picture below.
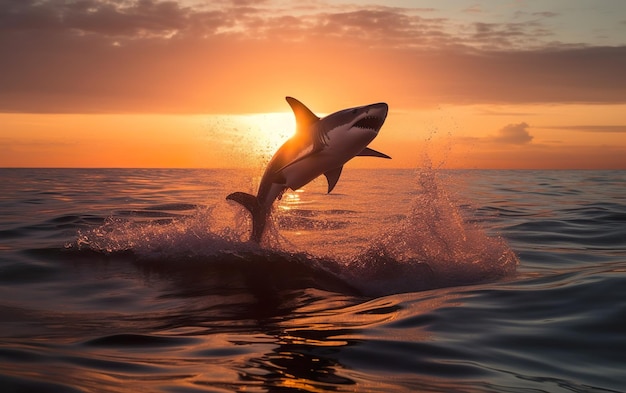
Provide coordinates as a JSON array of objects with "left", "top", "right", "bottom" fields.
[{"left": 227, "top": 97, "right": 390, "bottom": 242}]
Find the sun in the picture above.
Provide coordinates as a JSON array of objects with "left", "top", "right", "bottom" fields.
[{"left": 237, "top": 112, "right": 296, "bottom": 160}]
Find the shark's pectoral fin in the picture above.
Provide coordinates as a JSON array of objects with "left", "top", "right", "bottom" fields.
[
  {"left": 324, "top": 166, "right": 344, "bottom": 194},
  {"left": 357, "top": 147, "right": 391, "bottom": 159}
]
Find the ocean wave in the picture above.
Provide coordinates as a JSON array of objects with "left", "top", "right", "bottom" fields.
[{"left": 64, "top": 169, "right": 518, "bottom": 298}]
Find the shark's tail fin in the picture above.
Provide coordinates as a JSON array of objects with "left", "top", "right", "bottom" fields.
[{"left": 226, "top": 192, "right": 267, "bottom": 243}]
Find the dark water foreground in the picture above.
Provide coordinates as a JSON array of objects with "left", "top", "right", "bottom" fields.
[{"left": 0, "top": 168, "right": 624, "bottom": 392}]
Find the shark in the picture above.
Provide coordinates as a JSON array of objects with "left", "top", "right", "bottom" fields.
[{"left": 227, "top": 97, "right": 390, "bottom": 242}]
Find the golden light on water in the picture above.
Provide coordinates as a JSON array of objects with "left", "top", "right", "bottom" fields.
[{"left": 278, "top": 189, "right": 305, "bottom": 211}]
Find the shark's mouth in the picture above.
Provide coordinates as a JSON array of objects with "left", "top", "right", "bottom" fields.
[{"left": 353, "top": 116, "right": 385, "bottom": 131}]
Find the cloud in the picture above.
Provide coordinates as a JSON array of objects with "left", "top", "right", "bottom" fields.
[
  {"left": 456, "top": 122, "right": 535, "bottom": 146},
  {"left": 463, "top": 4, "right": 482, "bottom": 14},
  {"left": 0, "top": 0, "right": 617, "bottom": 52},
  {"left": 542, "top": 125, "right": 626, "bottom": 133},
  {"left": 491, "top": 122, "right": 534, "bottom": 144},
  {"left": 469, "top": 20, "right": 554, "bottom": 48},
  {"left": 532, "top": 12, "right": 559, "bottom": 18},
  {"left": 0, "top": 0, "right": 192, "bottom": 36},
  {"left": 476, "top": 109, "right": 539, "bottom": 117},
  {"left": 0, "top": 0, "right": 581, "bottom": 49},
  {"left": 0, "top": 0, "right": 625, "bottom": 113}
]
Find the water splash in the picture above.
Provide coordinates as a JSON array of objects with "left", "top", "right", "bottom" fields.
[
  {"left": 70, "top": 167, "right": 518, "bottom": 297},
  {"left": 345, "top": 168, "right": 518, "bottom": 295},
  {"left": 72, "top": 206, "right": 259, "bottom": 258}
]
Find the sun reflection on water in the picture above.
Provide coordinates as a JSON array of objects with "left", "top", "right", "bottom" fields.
[{"left": 278, "top": 189, "right": 305, "bottom": 211}]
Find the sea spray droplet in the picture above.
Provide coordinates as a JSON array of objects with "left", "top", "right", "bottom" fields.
[
  {"left": 70, "top": 168, "right": 517, "bottom": 297},
  {"left": 72, "top": 206, "right": 254, "bottom": 258},
  {"left": 346, "top": 168, "right": 518, "bottom": 296}
]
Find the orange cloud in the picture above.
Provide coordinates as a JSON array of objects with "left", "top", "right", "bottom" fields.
[
  {"left": 542, "top": 125, "right": 626, "bottom": 133},
  {"left": 1, "top": 1, "right": 624, "bottom": 169},
  {"left": 490, "top": 122, "right": 534, "bottom": 144},
  {"left": 1, "top": 1, "right": 625, "bottom": 114}
]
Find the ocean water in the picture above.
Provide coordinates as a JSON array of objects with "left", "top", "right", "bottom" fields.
[{"left": 0, "top": 168, "right": 624, "bottom": 393}]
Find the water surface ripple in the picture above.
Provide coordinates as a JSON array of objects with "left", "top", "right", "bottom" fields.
[{"left": 0, "top": 168, "right": 624, "bottom": 392}]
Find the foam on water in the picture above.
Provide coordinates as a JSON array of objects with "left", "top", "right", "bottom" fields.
[
  {"left": 72, "top": 167, "right": 518, "bottom": 296},
  {"left": 344, "top": 168, "right": 518, "bottom": 295},
  {"left": 74, "top": 206, "right": 253, "bottom": 257}
]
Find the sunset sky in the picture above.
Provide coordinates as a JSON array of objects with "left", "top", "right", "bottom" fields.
[{"left": 1, "top": 0, "right": 625, "bottom": 168}]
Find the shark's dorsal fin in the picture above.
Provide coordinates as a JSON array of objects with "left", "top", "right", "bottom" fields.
[
  {"left": 356, "top": 147, "right": 391, "bottom": 159},
  {"left": 324, "top": 166, "right": 343, "bottom": 194},
  {"left": 286, "top": 97, "right": 319, "bottom": 133}
]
